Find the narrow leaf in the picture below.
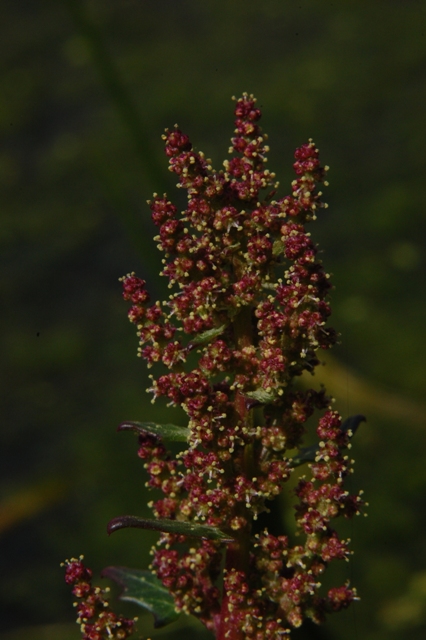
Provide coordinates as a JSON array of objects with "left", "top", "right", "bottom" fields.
[
  {"left": 118, "top": 421, "right": 190, "bottom": 442},
  {"left": 101, "top": 566, "right": 178, "bottom": 628},
  {"left": 107, "top": 515, "right": 234, "bottom": 542},
  {"left": 290, "top": 443, "right": 318, "bottom": 467},
  {"left": 341, "top": 414, "right": 366, "bottom": 436},
  {"left": 187, "top": 324, "right": 228, "bottom": 349}
]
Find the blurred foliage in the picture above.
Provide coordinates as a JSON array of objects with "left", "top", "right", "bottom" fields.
[{"left": 2, "top": 1, "right": 426, "bottom": 640}]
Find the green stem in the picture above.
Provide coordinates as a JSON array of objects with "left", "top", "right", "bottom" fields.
[
  {"left": 65, "top": 0, "right": 171, "bottom": 270},
  {"left": 66, "top": 0, "right": 164, "bottom": 187},
  {"left": 217, "top": 306, "right": 254, "bottom": 640}
]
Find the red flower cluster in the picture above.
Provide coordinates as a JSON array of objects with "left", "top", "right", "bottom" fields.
[
  {"left": 117, "top": 94, "right": 363, "bottom": 639},
  {"left": 62, "top": 557, "right": 136, "bottom": 640}
]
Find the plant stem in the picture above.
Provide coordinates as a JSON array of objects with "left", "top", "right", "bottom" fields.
[{"left": 217, "top": 306, "right": 254, "bottom": 640}]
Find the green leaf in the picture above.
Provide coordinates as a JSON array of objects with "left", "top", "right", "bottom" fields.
[
  {"left": 341, "top": 414, "right": 366, "bottom": 436},
  {"left": 107, "top": 515, "right": 234, "bottom": 542},
  {"left": 187, "top": 324, "right": 228, "bottom": 348},
  {"left": 244, "top": 388, "right": 278, "bottom": 404},
  {"left": 118, "top": 421, "right": 190, "bottom": 442},
  {"left": 290, "top": 443, "right": 318, "bottom": 467},
  {"left": 101, "top": 566, "right": 179, "bottom": 628},
  {"left": 272, "top": 239, "right": 284, "bottom": 257}
]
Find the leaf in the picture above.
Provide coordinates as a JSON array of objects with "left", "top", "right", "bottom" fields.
[
  {"left": 244, "top": 388, "right": 278, "bottom": 405},
  {"left": 290, "top": 443, "right": 318, "bottom": 467},
  {"left": 107, "top": 515, "right": 234, "bottom": 542},
  {"left": 101, "top": 566, "right": 178, "bottom": 628},
  {"left": 272, "top": 239, "right": 284, "bottom": 257},
  {"left": 290, "top": 414, "right": 366, "bottom": 467},
  {"left": 341, "top": 414, "right": 366, "bottom": 436},
  {"left": 118, "top": 421, "right": 190, "bottom": 442},
  {"left": 187, "top": 324, "right": 228, "bottom": 349}
]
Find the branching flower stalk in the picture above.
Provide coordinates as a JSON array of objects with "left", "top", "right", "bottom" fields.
[
  {"left": 64, "top": 94, "right": 364, "bottom": 640},
  {"left": 62, "top": 557, "right": 136, "bottom": 640}
]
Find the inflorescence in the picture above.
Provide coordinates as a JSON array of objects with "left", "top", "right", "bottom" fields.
[
  {"left": 62, "top": 557, "right": 136, "bottom": 640},
  {"left": 65, "top": 93, "right": 363, "bottom": 640}
]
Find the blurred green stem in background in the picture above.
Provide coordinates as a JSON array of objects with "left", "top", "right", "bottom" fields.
[
  {"left": 66, "top": 0, "right": 164, "bottom": 185},
  {"left": 66, "top": 0, "right": 169, "bottom": 266}
]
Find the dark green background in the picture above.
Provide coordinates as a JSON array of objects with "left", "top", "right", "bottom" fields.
[{"left": 2, "top": 1, "right": 426, "bottom": 639}]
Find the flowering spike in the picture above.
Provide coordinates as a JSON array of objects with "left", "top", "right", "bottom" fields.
[
  {"left": 66, "top": 95, "right": 365, "bottom": 640},
  {"left": 116, "top": 95, "right": 364, "bottom": 638}
]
